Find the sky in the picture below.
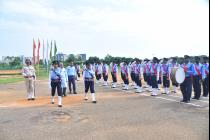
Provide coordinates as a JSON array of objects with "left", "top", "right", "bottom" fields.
[{"left": 0, "top": 0, "right": 209, "bottom": 59}]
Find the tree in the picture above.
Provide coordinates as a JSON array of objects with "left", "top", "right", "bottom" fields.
[
  {"left": 9, "top": 57, "right": 21, "bottom": 66},
  {"left": 66, "top": 54, "right": 76, "bottom": 63},
  {"left": 88, "top": 56, "right": 100, "bottom": 64}
]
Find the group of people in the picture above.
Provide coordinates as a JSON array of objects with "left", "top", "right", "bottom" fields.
[{"left": 22, "top": 55, "right": 209, "bottom": 107}]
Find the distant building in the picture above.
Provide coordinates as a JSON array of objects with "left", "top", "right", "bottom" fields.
[
  {"left": 76, "top": 54, "right": 87, "bottom": 61},
  {"left": 56, "top": 53, "right": 68, "bottom": 62}
]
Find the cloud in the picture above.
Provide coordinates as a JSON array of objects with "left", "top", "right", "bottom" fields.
[{"left": 0, "top": 0, "right": 209, "bottom": 58}]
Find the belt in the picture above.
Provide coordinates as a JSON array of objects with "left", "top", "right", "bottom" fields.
[
  {"left": 85, "top": 78, "right": 94, "bottom": 81},
  {"left": 51, "top": 79, "right": 61, "bottom": 82}
]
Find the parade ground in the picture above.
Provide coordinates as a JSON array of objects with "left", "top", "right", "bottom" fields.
[{"left": 0, "top": 79, "right": 209, "bottom": 140}]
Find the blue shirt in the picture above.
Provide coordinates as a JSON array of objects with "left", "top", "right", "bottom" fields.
[
  {"left": 192, "top": 63, "right": 202, "bottom": 76},
  {"left": 150, "top": 63, "right": 159, "bottom": 75},
  {"left": 202, "top": 63, "right": 209, "bottom": 79},
  {"left": 83, "top": 69, "right": 95, "bottom": 79},
  {"left": 161, "top": 64, "right": 170, "bottom": 75},
  {"left": 50, "top": 67, "right": 62, "bottom": 80},
  {"left": 111, "top": 64, "right": 118, "bottom": 73},
  {"left": 66, "top": 66, "right": 76, "bottom": 76},
  {"left": 181, "top": 63, "right": 193, "bottom": 77}
]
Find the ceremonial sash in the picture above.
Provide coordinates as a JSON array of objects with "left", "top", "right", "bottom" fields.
[
  {"left": 152, "top": 64, "right": 157, "bottom": 75},
  {"left": 194, "top": 65, "right": 201, "bottom": 76}
]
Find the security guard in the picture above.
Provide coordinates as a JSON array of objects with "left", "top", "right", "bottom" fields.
[
  {"left": 66, "top": 62, "right": 77, "bottom": 94},
  {"left": 22, "top": 59, "right": 36, "bottom": 100},
  {"left": 150, "top": 57, "right": 160, "bottom": 96},
  {"left": 111, "top": 61, "right": 118, "bottom": 88},
  {"left": 161, "top": 58, "right": 170, "bottom": 95}
]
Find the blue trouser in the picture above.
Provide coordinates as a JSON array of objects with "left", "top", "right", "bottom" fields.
[
  {"left": 103, "top": 73, "right": 108, "bottom": 81},
  {"left": 135, "top": 74, "right": 142, "bottom": 87},
  {"left": 111, "top": 72, "right": 117, "bottom": 83},
  {"left": 51, "top": 82, "right": 62, "bottom": 96},
  {"left": 193, "top": 75, "right": 201, "bottom": 99},
  {"left": 85, "top": 80, "right": 95, "bottom": 93},
  {"left": 68, "top": 76, "right": 76, "bottom": 92},
  {"left": 180, "top": 77, "right": 192, "bottom": 101}
]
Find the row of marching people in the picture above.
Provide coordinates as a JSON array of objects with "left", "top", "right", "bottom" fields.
[{"left": 90, "top": 56, "right": 209, "bottom": 103}]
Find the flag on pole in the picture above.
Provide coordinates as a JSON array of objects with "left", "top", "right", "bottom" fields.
[
  {"left": 37, "top": 39, "right": 41, "bottom": 64},
  {"left": 46, "top": 40, "right": 49, "bottom": 66},
  {"left": 54, "top": 40, "right": 57, "bottom": 57},
  {"left": 50, "top": 40, "right": 53, "bottom": 61},
  {"left": 33, "top": 39, "right": 36, "bottom": 65},
  {"left": 42, "top": 40, "right": 45, "bottom": 66}
]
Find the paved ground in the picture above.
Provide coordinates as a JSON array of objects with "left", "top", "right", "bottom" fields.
[{"left": 0, "top": 79, "right": 209, "bottom": 140}]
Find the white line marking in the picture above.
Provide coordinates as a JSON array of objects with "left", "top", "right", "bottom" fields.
[{"left": 97, "top": 85, "right": 206, "bottom": 108}]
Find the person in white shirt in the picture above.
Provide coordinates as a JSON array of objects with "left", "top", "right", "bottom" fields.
[
  {"left": 60, "top": 63, "right": 68, "bottom": 97},
  {"left": 66, "top": 62, "right": 77, "bottom": 94}
]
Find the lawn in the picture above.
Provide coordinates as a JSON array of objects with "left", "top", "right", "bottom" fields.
[{"left": 0, "top": 77, "right": 23, "bottom": 84}]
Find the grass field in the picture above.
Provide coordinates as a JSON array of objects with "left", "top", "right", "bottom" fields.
[{"left": 0, "top": 68, "right": 48, "bottom": 84}]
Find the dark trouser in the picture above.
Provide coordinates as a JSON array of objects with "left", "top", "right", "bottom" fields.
[
  {"left": 122, "top": 75, "right": 129, "bottom": 85},
  {"left": 143, "top": 73, "right": 148, "bottom": 83},
  {"left": 62, "top": 87, "right": 67, "bottom": 96},
  {"left": 158, "top": 76, "right": 162, "bottom": 85},
  {"left": 180, "top": 77, "right": 192, "bottom": 101},
  {"left": 203, "top": 75, "right": 209, "bottom": 97},
  {"left": 131, "top": 72, "right": 136, "bottom": 82},
  {"left": 85, "top": 80, "right": 95, "bottom": 93},
  {"left": 193, "top": 75, "right": 201, "bottom": 99},
  {"left": 103, "top": 73, "right": 108, "bottom": 81},
  {"left": 96, "top": 73, "right": 102, "bottom": 81},
  {"left": 172, "top": 81, "right": 179, "bottom": 87},
  {"left": 151, "top": 75, "right": 158, "bottom": 88},
  {"left": 68, "top": 76, "right": 76, "bottom": 92},
  {"left": 135, "top": 74, "right": 142, "bottom": 87},
  {"left": 111, "top": 72, "right": 117, "bottom": 83},
  {"left": 147, "top": 74, "right": 152, "bottom": 86},
  {"left": 77, "top": 72, "right": 80, "bottom": 78},
  {"left": 163, "top": 75, "right": 170, "bottom": 88},
  {"left": 51, "top": 82, "right": 62, "bottom": 96}
]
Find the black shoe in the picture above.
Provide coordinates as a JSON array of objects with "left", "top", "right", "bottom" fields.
[
  {"left": 28, "top": 99, "right": 31, "bottom": 101},
  {"left": 58, "top": 105, "right": 62, "bottom": 107},
  {"left": 192, "top": 97, "right": 199, "bottom": 100},
  {"left": 74, "top": 92, "right": 77, "bottom": 94},
  {"left": 185, "top": 100, "right": 190, "bottom": 103},
  {"left": 180, "top": 100, "right": 186, "bottom": 103},
  {"left": 92, "top": 101, "right": 97, "bottom": 104},
  {"left": 51, "top": 102, "right": 55, "bottom": 104},
  {"left": 31, "top": 98, "right": 35, "bottom": 101},
  {"left": 69, "top": 91, "right": 72, "bottom": 94}
]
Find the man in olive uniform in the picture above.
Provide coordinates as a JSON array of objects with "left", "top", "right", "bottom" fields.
[{"left": 22, "top": 59, "right": 36, "bottom": 100}]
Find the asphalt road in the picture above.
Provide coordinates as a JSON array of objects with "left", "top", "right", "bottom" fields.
[{"left": 0, "top": 80, "right": 209, "bottom": 140}]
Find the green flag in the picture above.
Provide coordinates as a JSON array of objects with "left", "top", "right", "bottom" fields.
[
  {"left": 54, "top": 40, "right": 57, "bottom": 57},
  {"left": 50, "top": 41, "right": 53, "bottom": 60}
]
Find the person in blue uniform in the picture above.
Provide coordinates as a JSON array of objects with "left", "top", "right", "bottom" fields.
[
  {"left": 102, "top": 61, "right": 109, "bottom": 86},
  {"left": 49, "top": 60, "right": 63, "bottom": 107},
  {"left": 150, "top": 57, "right": 160, "bottom": 96},
  {"left": 135, "top": 59, "right": 143, "bottom": 93},
  {"left": 111, "top": 61, "right": 118, "bottom": 88},
  {"left": 202, "top": 56, "right": 209, "bottom": 97},
  {"left": 161, "top": 58, "right": 171, "bottom": 95},
  {"left": 192, "top": 57, "right": 202, "bottom": 100},
  {"left": 66, "top": 62, "right": 77, "bottom": 94},
  {"left": 157, "top": 59, "right": 162, "bottom": 90},
  {"left": 83, "top": 61, "right": 97, "bottom": 103},
  {"left": 180, "top": 56, "right": 194, "bottom": 103},
  {"left": 143, "top": 59, "right": 150, "bottom": 88},
  {"left": 121, "top": 62, "right": 130, "bottom": 90}
]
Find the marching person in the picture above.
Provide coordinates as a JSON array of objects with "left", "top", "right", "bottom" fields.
[
  {"left": 83, "top": 61, "right": 97, "bottom": 103},
  {"left": 146, "top": 60, "right": 153, "bottom": 92},
  {"left": 135, "top": 59, "right": 143, "bottom": 93},
  {"left": 121, "top": 62, "right": 130, "bottom": 90},
  {"left": 143, "top": 59, "right": 150, "bottom": 88},
  {"left": 66, "top": 62, "right": 77, "bottom": 94},
  {"left": 60, "top": 63, "right": 68, "bottom": 97},
  {"left": 75, "top": 64, "right": 81, "bottom": 80},
  {"left": 161, "top": 58, "right": 171, "bottom": 95},
  {"left": 49, "top": 60, "right": 63, "bottom": 107},
  {"left": 102, "top": 61, "right": 109, "bottom": 86},
  {"left": 95, "top": 62, "right": 103, "bottom": 84},
  {"left": 111, "top": 61, "right": 118, "bottom": 88},
  {"left": 180, "top": 56, "right": 194, "bottom": 103},
  {"left": 157, "top": 59, "right": 162, "bottom": 90},
  {"left": 170, "top": 57, "right": 180, "bottom": 93},
  {"left": 150, "top": 57, "right": 160, "bottom": 96},
  {"left": 202, "top": 56, "right": 209, "bottom": 97},
  {"left": 22, "top": 59, "right": 36, "bottom": 101},
  {"left": 130, "top": 61, "right": 136, "bottom": 87},
  {"left": 192, "top": 57, "right": 202, "bottom": 100}
]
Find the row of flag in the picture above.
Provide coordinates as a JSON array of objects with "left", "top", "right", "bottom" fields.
[{"left": 33, "top": 39, "right": 58, "bottom": 65}]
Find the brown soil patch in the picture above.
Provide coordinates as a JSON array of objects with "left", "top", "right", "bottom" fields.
[{"left": 0, "top": 96, "right": 83, "bottom": 108}]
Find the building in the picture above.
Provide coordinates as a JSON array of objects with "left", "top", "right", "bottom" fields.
[{"left": 56, "top": 53, "right": 68, "bottom": 62}]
